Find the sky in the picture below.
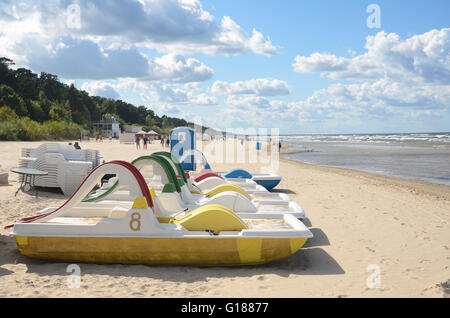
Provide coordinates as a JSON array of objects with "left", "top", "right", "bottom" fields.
[{"left": 0, "top": 0, "right": 449, "bottom": 134}]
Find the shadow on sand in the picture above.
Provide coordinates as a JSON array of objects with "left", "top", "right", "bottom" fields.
[
  {"left": 2, "top": 232, "right": 344, "bottom": 282},
  {"left": 0, "top": 234, "right": 16, "bottom": 277},
  {"left": 301, "top": 217, "right": 312, "bottom": 227},
  {"left": 303, "top": 228, "right": 330, "bottom": 248},
  {"left": 270, "top": 189, "right": 296, "bottom": 195},
  {"left": 11, "top": 248, "right": 344, "bottom": 283}
]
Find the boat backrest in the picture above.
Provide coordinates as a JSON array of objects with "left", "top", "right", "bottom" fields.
[
  {"left": 132, "top": 155, "right": 182, "bottom": 193},
  {"left": 153, "top": 152, "right": 188, "bottom": 184}
]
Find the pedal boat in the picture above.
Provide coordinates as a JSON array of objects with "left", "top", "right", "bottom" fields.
[
  {"left": 84, "top": 155, "right": 306, "bottom": 219},
  {"left": 153, "top": 152, "right": 289, "bottom": 204},
  {"left": 5, "top": 161, "right": 312, "bottom": 266},
  {"left": 221, "top": 169, "right": 282, "bottom": 191},
  {"left": 177, "top": 149, "right": 282, "bottom": 190}
]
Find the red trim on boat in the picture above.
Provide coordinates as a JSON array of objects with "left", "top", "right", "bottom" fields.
[
  {"left": 4, "top": 160, "right": 153, "bottom": 229},
  {"left": 193, "top": 171, "right": 223, "bottom": 183}
]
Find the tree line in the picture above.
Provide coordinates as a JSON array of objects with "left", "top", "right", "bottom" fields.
[{"left": 0, "top": 57, "right": 196, "bottom": 140}]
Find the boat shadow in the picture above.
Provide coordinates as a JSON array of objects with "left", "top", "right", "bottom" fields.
[
  {"left": 2, "top": 221, "right": 342, "bottom": 281},
  {"left": 301, "top": 217, "right": 312, "bottom": 227},
  {"left": 270, "top": 189, "right": 296, "bottom": 195},
  {"left": 7, "top": 240, "right": 344, "bottom": 283},
  {"left": 303, "top": 228, "right": 330, "bottom": 248},
  {"left": 0, "top": 234, "right": 16, "bottom": 277},
  {"left": 14, "top": 247, "right": 344, "bottom": 282}
]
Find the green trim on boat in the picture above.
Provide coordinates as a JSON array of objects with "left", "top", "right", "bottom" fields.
[
  {"left": 153, "top": 151, "right": 187, "bottom": 184},
  {"left": 82, "top": 179, "right": 119, "bottom": 202},
  {"left": 82, "top": 154, "right": 184, "bottom": 202},
  {"left": 162, "top": 183, "right": 176, "bottom": 193},
  {"left": 133, "top": 155, "right": 182, "bottom": 193}
]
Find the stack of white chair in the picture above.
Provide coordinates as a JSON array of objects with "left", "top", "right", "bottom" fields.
[
  {"left": 21, "top": 143, "right": 100, "bottom": 168},
  {"left": 18, "top": 143, "right": 101, "bottom": 195}
]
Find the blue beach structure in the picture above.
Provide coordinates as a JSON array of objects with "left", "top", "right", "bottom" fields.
[{"left": 170, "top": 127, "right": 196, "bottom": 171}]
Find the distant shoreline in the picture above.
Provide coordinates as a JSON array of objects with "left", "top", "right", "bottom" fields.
[
  {"left": 279, "top": 139, "right": 450, "bottom": 188},
  {"left": 280, "top": 156, "right": 450, "bottom": 199}
]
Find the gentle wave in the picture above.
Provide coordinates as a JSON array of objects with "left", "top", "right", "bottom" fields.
[
  {"left": 281, "top": 133, "right": 450, "bottom": 145},
  {"left": 280, "top": 133, "right": 450, "bottom": 186}
]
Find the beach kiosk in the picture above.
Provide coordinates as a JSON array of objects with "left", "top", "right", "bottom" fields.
[{"left": 170, "top": 127, "right": 196, "bottom": 171}]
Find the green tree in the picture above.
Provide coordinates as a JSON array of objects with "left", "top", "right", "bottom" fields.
[
  {"left": 0, "top": 105, "right": 19, "bottom": 122},
  {"left": 136, "top": 106, "right": 148, "bottom": 125},
  {"left": 37, "top": 91, "right": 52, "bottom": 118},
  {"left": 29, "top": 100, "right": 46, "bottom": 122},
  {"left": 38, "top": 72, "right": 62, "bottom": 102},
  {"left": 101, "top": 99, "right": 117, "bottom": 115},
  {"left": 0, "top": 85, "right": 28, "bottom": 117},
  {"left": 162, "top": 115, "right": 172, "bottom": 129},
  {"left": 0, "top": 57, "right": 211, "bottom": 141},
  {"left": 49, "top": 102, "right": 72, "bottom": 122},
  {"left": 145, "top": 114, "right": 155, "bottom": 127},
  {"left": 0, "top": 57, "right": 15, "bottom": 87},
  {"left": 14, "top": 68, "right": 39, "bottom": 101}
]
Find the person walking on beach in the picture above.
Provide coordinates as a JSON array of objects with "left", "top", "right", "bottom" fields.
[
  {"left": 136, "top": 136, "right": 141, "bottom": 149},
  {"left": 165, "top": 137, "right": 170, "bottom": 148},
  {"left": 143, "top": 137, "right": 148, "bottom": 150},
  {"left": 278, "top": 141, "right": 282, "bottom": 152}
]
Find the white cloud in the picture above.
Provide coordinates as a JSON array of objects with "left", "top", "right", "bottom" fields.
[
  {"left": 0, "top": 26, "right": 213, "bottom": 82},
  {"left": 151, "top": 84, "right": 189, "bottom": 103},
  {"left": 212, "top": 78, "right": 291, "bottom": 97},
  {"left": 294, "top": 53, "right": 350, "bottom": 74},
  {"left": 145, "top": 53, "right": 213, "bottom": 83},
  {"left": 81, "top": 82, "right": 121, "bottom": 99},
  {"left": 0, "top": 0, "right": 277, "bottom": 64},
  {"left": 141, "top": 83, "right": 217, "bottom": 106},
  {"left": 210, "top": 16, "right": 277, "bottom": 56},
  {"left": 226, "top": 95, "right": 274, "bottom": 110},
  {"left": 211, "top": 74, "right": 450, "bottom": 130},
  {"left": 293, "top": 29, "right": 450, "bottom": 85},
  {"left": 287, "top": 28, "right": 450, "bottom": 127},
  {"left": 184, "top": 82, "right": 202, "bottom": 91},
  {"left": 25, "top": 38, "right": 151, "bottom": 80},
  {"left": 189, "top": 93, "right": 218, "bottom": 106},
  {"left": 0, "top": 0, "right": 276, "bottom": 83}
]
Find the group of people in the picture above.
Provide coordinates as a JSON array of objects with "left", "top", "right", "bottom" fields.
[
  {"left": 95, "top": 135, "right": 114, "bottom": 142},
  {"left": 135, "top": 136, "right": 151, "bottom": 149},
  {"left": 135, "top": 136, "right": 170, "bottom": 149},
  {"left": 68, "top": 142, "right": 81, "bottom": 150},
  {"left": 160, "top": 136, "right": 170, "bottom": 148}
]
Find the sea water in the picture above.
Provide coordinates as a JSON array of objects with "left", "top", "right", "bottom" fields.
[{"left": 281, "top": 133, "right": 450, "bottom": 186}]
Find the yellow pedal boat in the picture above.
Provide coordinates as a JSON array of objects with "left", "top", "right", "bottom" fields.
[{"left": 5, "top": 161, "right": 312, "bottom": 266}]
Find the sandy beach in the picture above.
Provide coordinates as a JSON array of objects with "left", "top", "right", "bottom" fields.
[{"left": 0, "top": 140, "right": 449, "bottom": 298}]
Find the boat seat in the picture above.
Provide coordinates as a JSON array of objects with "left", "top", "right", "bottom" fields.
[
  {"left": 171, "top": 204, "right": 248, "bottom": 235},
  {"left": 203, "top": 183, "right": 252, "bottom": 201},
  {"left": 109, "top": 206, "right": 130, "bottom": 218}
]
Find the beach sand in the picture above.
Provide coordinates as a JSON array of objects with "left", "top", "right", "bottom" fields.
[{"left": 0, "top": 140, "right": 449, "bottom": 298}]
